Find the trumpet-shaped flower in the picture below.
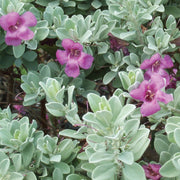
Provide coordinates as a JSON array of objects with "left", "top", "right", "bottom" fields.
[
  {"left": 140, "top": 53, "right": 173, "bottom": 86},
  {"left": 142, "top": 164, "right": 161, "bottom": 180},
  {"left": 0, "top": 11, "right": 37, "bottom": 46},
  {"left": 130, "top": 74, "right": 173, "bottom": 116},
  {"left": 56, "top": 39, "right": 94, "bottom": 78}
]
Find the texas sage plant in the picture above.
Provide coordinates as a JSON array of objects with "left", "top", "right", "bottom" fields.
[{"left": 0, "top": 0, "right": 180, "bottom": 180}]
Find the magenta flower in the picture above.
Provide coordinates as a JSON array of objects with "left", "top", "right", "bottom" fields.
[
  {"left": 0, "top": 11, "right": 37, "bottom": 46},
  {"left": 140, "top": 53, "right": 173, "bottom": 86},
  {"left": 56, "top": 39, "right": 94, "bottom": 78},
  {"left": 130, "top": 74, "right": 173, "bottom": 116},
  {"left": 142, "top": 164, "right": 161, "bottom": 180}
]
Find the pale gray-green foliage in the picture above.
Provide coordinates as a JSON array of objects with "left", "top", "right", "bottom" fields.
[
  {"left": 0, "top": 107, "right": 82, "bottom": 180},
  {"left": 60, "top": 92, "right": 150, "bottom": 180}
]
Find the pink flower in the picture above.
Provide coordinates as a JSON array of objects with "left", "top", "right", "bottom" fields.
[
  {"left": 0, "top": 11, "right": 37, "bottom": 46},
  {"left": 140, "top": 53, "right": 173, "bottom": 86},
  {"left": 130, "top": 74, "right": 173, "bottom": 116},
  {"left": 56, "top": 39, "right": 94, "bottom": 78},
  {"left": 142, "top": 164, "right": 161, "bottom": 180}
]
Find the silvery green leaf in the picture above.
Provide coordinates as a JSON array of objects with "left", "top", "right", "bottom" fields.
[
  {"left": 119, "top": 71, "right": 131, "bottom": 90},
  {"left": 174, "top": 129, "right": 180, "bottom": 148},
  {"left": 58, "top": 139, "right": 75, "bottom": 161},
  {"left": 87, "top": 93, "right": 101, "bottom": 112},
  {"left": 46, "top": 102, "right": 65, "bottom": 117},
  {"left": 166, "top": 15, "right": 176, "bottom": 30},
  {"left": 160, "top": 151, "right": 172, "bottom": 165},
  {"left": 9, "top": 172, "right": 24, "bottom": 180},
  {"left": 95, "top": 110, "right": 112, "bottom": 127},
  {"left": 124, "top": 119, "right": 140, "bottom": 136},
  {"left": 108, "top": 96, "right": 122, "bottom": 122},
  {"left": 81, "top": 162, "right": 96, "bottom": 172},
  {"left": 115, "top": 104, "right": 136, "bottom": 125},
  {"left": 66, "top": 174, "right": 85, "bottom": 180},
  {"left": 22, "top": 51, "right": 37, "bottom": 62},
  {"left": 50, "top": 155, "right": 61, "bottom": 163},
  {"left": 122, "top": 163, "right": 146, "bottom": 180},
  {"left": 13, "top": 44, "right": 25, "bottom": 58},
  {"left": 59, "top": 129, "right": 85, "bottom": 139},
  {"left": 119, "top": 31, "right": 136, "bottom": 41},
  {"left": 36, "top": 20, "right": 48, "bottom": 28},
  {"left": 97, "top": 42, "right": 109, "bottom": 54},
  {"left": 89, "top": 151, "right": 114, "bottom": 163},
  {"left": 54, "top": 162, "right": 70, "bottom": 174},
  {"left": 160, "top": 158, "right": 180, "bottom": 178},
  {"left": 91, "top": 0, "right": 102, "bottom": 9},
  {"left": 68, "top": 85, "right": 75, "bottom": 108},
  {"left": 154, "top": 134, "right": 170, "bottom": 154},
  {"left": 118, "top": 151, "right": 134, "bottom": 165},
  {"left": 26, "top": 39, "right": 37, "bottom": 50},
  {"left": 22, "top": 143, "right": 34, "bottom": 167},
  {"left": 35, "top": 27, "right": 49, "bottom": 41},
  {"left": 0, "top": 158, "right": 10, "bottom": 177},
  {"left": 147, "top": 36, "right": 158, "bottom": 51},
  {"left": 87, "top": 134, "right": 106, "bottom": 150},
  {"left": 56, "top": 28, "right": 71, "bottom": 39},
  {"left": 79, "top": 30, "right": 92, "bottom": 43},
  {"left": 39, "top": 65, "right": 51, "bottom": 78},
  {"left": 25, "top": 172, "right": 37, "bottom": 180},
  {"left": 92, "top": 163, "right": 116, "bottom": 180},
  {"left": 53, "top": 168, "right": 63, "bottom": 180}
]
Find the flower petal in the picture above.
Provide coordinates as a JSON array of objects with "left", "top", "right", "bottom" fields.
[
  {"left": 149, "top": 73, "right": 165, "bottom": 92},
  {"left": 78, "top": 52, "right": 94, "bottom": 69},
  {"left": 17, "top": 26, "right": 34, "bottom": 40},
  {"left": 130, "top": 80, "right": 149, "bottom": 101},
  {"left": 140, "top": 53, "right": 161, "bottom": 70},
  {"left": 62, "top": 39, "right": 74, "bottom": 50},
  {"left": 158, "top": 69, "right": 170, "bottom": 86},
  {"left": 65, "top": 60, "right": 80, "bottom": 78},
  {"left": 156, "top": 90, "right": 173, "bottom": 104},
  {"left": 56, "top": 50, "right": 68, "bottom": 65},
  {"left": 20, "top": 11, "right": 37, "bottom": 27},
  {"left": 161, "top": 55, "right": 173, "bottom": 69},
  {"left": 62, "top": 39, "right": 83, "bottom": 52},
  {"left": 5, "top": 31, "right": 22, "bottom": 46},
  {"left": 0, "top": 12, "right": 19, "bottom": 31},
  {"left": 141, "top": 100, "right": 161, "bottom": 116}
]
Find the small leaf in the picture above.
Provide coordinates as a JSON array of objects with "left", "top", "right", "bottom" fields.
[
  {"left": 122, "top": 163, "right": 146, "bottom": 180},
  {"left": 87, "top": 93, "right": 101, "bottom": 112},
  {"left": 92, "top": 163, "right": 116, "bottom": 180},
  {"left": 103, "top": 71, "right": 117, "bottom": 85},
  {"left": 160, "top": 159, "right": 180, "bottom": 177},
  {"left": 59, "top": 129, "right": 85, "bottom": 139},
  {"left": 35, "top": 27, "right": 49, "bottom": 40},
  {"left": 22, "top": 51, "right": 37, "bottom": 62},
  {"left": 53, "top": 168, "right": 63, "bottom": 180},
  {"left": 46, "top": 102, "right": 65, "bottom": 117},
  {"left": 0, "top": 158, "right": 10, "bottom": 177},
  {"left": 118, "top": 151, "right": 134, "bottom": 165},
  {"left": 13, "top": 44, "right": 25, "bottom": 58}
]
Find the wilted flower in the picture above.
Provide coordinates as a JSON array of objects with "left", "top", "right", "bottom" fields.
[
  {"left": 130, "top": 73, "right": 173, "bottom": 116},
  {"left": 108, "top": 33, "right": 129, "bottom": 55},
  {"left": 56, "top": 39, "right": 94, "bottom": 78},
  {"left": 0, "top": 11, "right": 37, "bottom": 46},
  {"left": 13, "top": 96, "right": 26, "bottom": 115},
  {"left": 140, "top": 53, "right": 173, "bottom": 86},
  {"left": 142, "top": 164, "right": 161, "bottom": 180},
  {"left": 166, "top": 68, "right": 180, "bottom": 89}
]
